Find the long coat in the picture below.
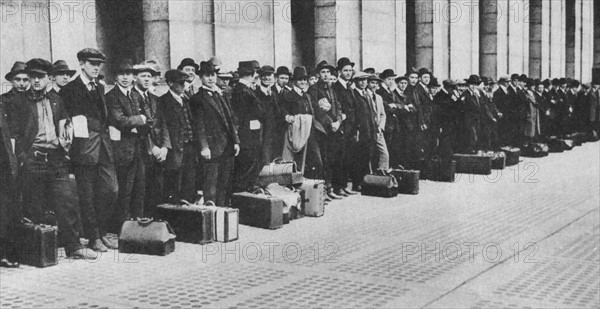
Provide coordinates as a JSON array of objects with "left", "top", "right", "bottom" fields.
[
  {"left": 308, "top": 80, "right": 343, "bottom": 136},
  {"left": 133, "top": 88, "right": 171, "bottom": 154},
  {"left": 523, "top": 90, "right": 541, "bottom": 137}
]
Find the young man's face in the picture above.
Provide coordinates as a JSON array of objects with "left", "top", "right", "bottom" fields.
[
  {"left": 429, "top": 86, "right": 440, "bottom": 96},
  {"left": 408, "top": 73, "right": 419, "bottom": 86},
  {"left": 201, "top": 72, "right": 217, "bottom": 88},
  {"left": 294, "top": 79, "right": 309, "bottom": 91},
  {"left": 116, "top": 72, "right": 134, "bottom": 88},
  {"left": 355, "top": 79, "right": 368, "bottom": 90},
  {"left": 11, "top": 73, "right": 30, "bottom": 92},
  {"left": 30, "top": 72, "right": 49, "bottom": 92},
  {"left": 169, "top": 80, "right": 189, "bottom": 95},
  {"left": 384, "top": 77, "right": 395, "bottom": 89},
  {"left": 340, "top": 65, "right": 353, "bottom": 81},
  {"left": 261, "top": 73, "right": 275, "bottom": 87},
  {"left": 510, "top": 79, "right": 519, "bottom": 87},
  {"left": 53, "top": 73, "right": 71, "bottom": 87},
  {"left": 318, "top": 69, "right": 331, "bottom": 82},
  {"left": 308, "top": 76, "right": 318, "bottom": 86},
  {"left": 182, "top": 66, "right": 196, "bottom": 81},
  {"left": 536, "top": 84, "right": 544, "bottom": 93},
  {"left": 420, "top": 74, "right": 431, "bottom": 86},
  {"left": 397, "top": 80, "right": 408, "bottom": 91},
  {"left": 368, "top": 80, "right": 379, "bottom": 91},
  {"left": 330, "top": 75, "right": 338, "bottom": 84},
  {"left": 276, "top": 74, "right": 289, "bottom": 87},
  {"left": 136, "top": 72, "right": 153, "bottom": 91},
  {"left": 80, "top": 60, "right": 102, "bottom": 79}
]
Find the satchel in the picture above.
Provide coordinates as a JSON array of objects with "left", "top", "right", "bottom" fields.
[
  {"left": 258, "top": 158, "right": 304, "bottom": 187},
  {"left": 389, "top": 166, "right": 420, "bottom": 195},
  {"left": 361, "top": 170, "right": 399, "bottom": 198},
  {"left": 119, "top": 218, "right": 176, "bottom": 256}
]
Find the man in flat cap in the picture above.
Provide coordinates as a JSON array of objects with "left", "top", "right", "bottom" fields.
[
  {"left": 61, "top": 48, "right": 119, "bottom": 252},
  {"left": 48, "top": 60, "right": 76, "bottom": 95},
  {"left": 14, "top": 58, "right": 94, "bottom": 259},
  {"left": 232, "top": 60, "right": 266, "bottom": 192}
]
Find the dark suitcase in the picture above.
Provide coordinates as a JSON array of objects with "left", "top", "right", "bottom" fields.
[
  {"left": 16, "top": 218, "right": 58, "bottom": 268},
  {"left": 521, "top": 143, "right": 549, "bottom": 158},
  {"left": 568, "top": 132, "right": 586, "bottom": 146},
  {"left": 453, "top": 154, "right": 492, "bottom": 175},
  {"left": 423, "top": 158, "right": 456, "bottom": 182},
  {"left": 547, "top": 137, "right": 574, "bottom": 152},
  {"left": 231, "top": 192, "right": 284, "bottom": 230},
  {"left": 119, "top": 218, "right": 176, "bottom": 256},
  {"left": 361, "top": 172, "right": 399, "bottom": 198},
  {"left": 500, "top": 147, "right": 521, "bottom": 166},
  {"left": 156, "top": 203, "right": 214, "bottom": 244},
  {"left": 487, "top": 152, "right": 506, "bottom": 170},
  {"left": 389, "top": 167, "right": 420, "bottom": 195}
]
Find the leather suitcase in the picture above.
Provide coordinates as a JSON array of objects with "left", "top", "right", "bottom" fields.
[
  {"left": 202, "top": 202, "right": 239, "bottom": 243},
  {"left": 119, "top": 218, "right": 176, "bottom": 256},
  {"left": 265, "top": 184, "right": 302, "bottom": 224},
  {"left": 500, "top": 147, "right": 521, "bottom": 166},
  {"left": 521, "top": 143, "right": 549, "bottom": 158},
  {"left": 156, "top": 203, "right": 214, "bottom": 244},
  {"left": 389, "top": 167, "right": 419, "bottom": 195},
  {"left": 16, "top": 218, "right": 58, "bottom": 268},
  {"left": 361, "top": 173, "right": 398, "bottom": 198},
  {"left": 296, "top": 179, "right": 325, "bottom": 217},
  {"left": 453, "top": 154, "right": 492, "bottom": 175},
  {"left": 423, "top": 159, "right": 456, "bottom": 182},
  {"left": 231, "top": 192, "right": 284, "bottom": 230},
  {"left": 258, "top": 159, "right": 304, "bottom": 187}
]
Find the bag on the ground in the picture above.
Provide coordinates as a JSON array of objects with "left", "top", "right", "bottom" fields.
[
  {"left": 119, "top": 218, "right": 176, "bottom": 256},
  {"left": 156, "top": 202, "right": 214, "bottom": 244},
  {"left": 521, "top": 143, "right": 549, "bottom": 158},
  {"left": 423, "top": 158, "right": 456, "bottom": 182},
  {"left": 389, "top": 166, "right": 420, "bottom": 195},
  {"left": 296, "top": 179, "right": 325, "bottom": 217},
  {"left": 265, "top": 183, "right": 302, "bottom": 224},
  {"left": 202, "top": 201, "right": 239, "bottom": 243},
  {"left": 547, "top": 137, "right": 574, "bottom": 152},
  {"left": 453, "top": 153, "right": 493, "bottom": 175},
  {"left": 257, "top": 158, "right": 304, "bottom": 187},
  {"left": 16, "top": 217, "right": 58, "bottom": 268},
  {"left": 499, "top": 147, "right": 521, "bottom": 166},
  {"left": 231, "top": 191, "right": 284, "bottom": 230},
  {"left": 361, "top": 170, "right": 399, "bottom": 198}
]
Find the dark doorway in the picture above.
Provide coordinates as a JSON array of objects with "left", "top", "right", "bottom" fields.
[{"left": 291, "top": 0, "right": 315, "bottom": 68}]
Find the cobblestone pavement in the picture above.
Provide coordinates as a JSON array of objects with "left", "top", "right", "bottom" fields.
[{"left": 1, "top": 142, "right": 599, "bottom": 309}]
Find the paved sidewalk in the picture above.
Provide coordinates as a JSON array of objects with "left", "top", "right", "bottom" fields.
[{"left": 1, "top": 142, "right": 599, "bottom": 309}]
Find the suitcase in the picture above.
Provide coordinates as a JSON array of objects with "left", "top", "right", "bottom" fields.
[
  {"left": 521, "top": 143, "right": 549, "bottom": 158},
  {"left": 265, "top": 183, "right": 302, "bottom": 224},
  {"left": 547, "top": 137, "right": 574, "bottom": 152},
  {"left": 361, "top": 172, "right": 399, "bottom": 198},
  {"left": 485, "top": 151, "right": 506, "bottom": 170},
  {"left": 119, "top": 218, "right": 176, "bottom": 256},
  {"left": 500, "top": 147, "right": 521, "bottom": 166},
  {"left": 16, "top": 218, "right": 58, "bottom": 268},
  {"left": 453, "top": 153, "right": 492, "bottom": 175},
  {"left": 568, "top": 132, "right": 586, "bottom": 146},
  {"left": 257, "top": 158, "right": 304, "bottom": 187},
  {"left": 423, "top": 158, "right": 456, "bottom": 182},
  {"left": 290, "top": 188, "right": 305, "bottom": 220},
  {"left": 202, "top": 202, "right": 239, "bottom": 243},
  {"left": 389, "top": 167, "right": 419, "bottom": 195},
  {"left": 156, "top": 203, "right": 214, "bottom": 244},
  {"left": 296, "top": 179, "right": 325, "bottom": 217},
  {"left": 231, "top": 192, "right": 284, "bottom": 230}
]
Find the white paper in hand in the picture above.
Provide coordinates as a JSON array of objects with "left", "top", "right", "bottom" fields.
[
  {"left": 249, "top": 120, "right": 261, "bottom": 130},
  {"left": 72, "top": 115, "right": 89, "bottom": 138},
  {"left": 109, "top": 126, "right": 121, "bottom": 141}
]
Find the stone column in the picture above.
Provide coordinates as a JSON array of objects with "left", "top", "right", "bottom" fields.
[
  {"left": 169, "top": 0, "right": 214, "bottom": 67},
  {"left": 143, "top": 0, "right": 170, "bottom": 69},
  {"left": 575, "top": 0, "right": 594, "bottom": 82},
  {"left": 565, "top": 0, "right": 576, "bottom": 78},
  {"left": 432, "top": 0, "right": 449, "bottom": 78},
  {"left": 529, "top": 0, "right": 542, "bottom": 79},
  {"left": 595, "top": 0, "right": 600, "bottom": 69},
  {"left": 414, "top": 0, "right": 434, "bottom": 71},
  {"left": 362, "top": 0, "right": 396, "bottom": 71},
  {"left": 273, "top": 0, "right": 293, "bottom": 68},
  {"left": 541, "top": 0, "right": 551, "bottom": 78},
  {"left": 550, "top": 0, "right": 566, "bottom": 77},
  {"left": 480, "top": 0, "right": 499, "bottom": 79},
  {"left": 314, "top": 0, "right": 338, "bottom": 65},
  {"left": 395, "top": 0, "right": 408, "bottom": 74},
  {"left": 449, "top": 0, "right": 479, "bottom": 79},
  {"left": 507, "top": 0, "right": 529, "bottom": 75}
]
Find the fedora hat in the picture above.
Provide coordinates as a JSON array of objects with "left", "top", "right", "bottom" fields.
[
  {"left": 292, "top": 66, "right": 308, "bottom": 80},
  {"left": 428, "top": 77, "right": 441, "bottom": 87},
  {"left": 316, "top": 60, "right": 335, "bottom": 73},
  {"left": 114, "top": 59, "right": 136, "bottom": 74},
  {"left": 165, "top": 69, "right": 189, "bottom": 84},
  {"left": 275, "top": 66, "right": 291, "bottom": 77},
  {"left": 336, "top": 57, "right": 355, "bottom": 70},
  {"left": 465, "top": 74, "right": 482, "bottom": 85},
  {"left": 77, "top": 48, "right": 106, "bottom": 63},
  {"left": 198, "top": 61, "right": 218, "bottom": 76},
  {"left": 238, "top": 60, "right": 258, "bottom": 76},
  {"left": 418, "top": 68, "right": 431, "bottom": 77},
  {"left": 177, "top": 58, "right": 199, "bottom": 71},
  {"left": 25, "top": 58, "right": 52, "bottom": 76},
  {"left": 379, "top": 69, "right": 397, "bottom": 80},
  {"left": 4, "top": 61, "right": 27, "bottom": 81},
  {"left": 51, "top": 60, "right": 76, "bottom": 77}
]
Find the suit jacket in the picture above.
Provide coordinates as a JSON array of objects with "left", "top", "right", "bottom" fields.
[
  {"left": 161, "top": 91, "right": 195, "bottom": 170},
  {"left": 0, "top": 101, "right": 18, "bottom": 178},
  {"left": 232, "top": 83, "right": 265, "bottom": 149},
  {"left": 191, "top": 87, "right": 239, "bottom": 158},
  {"left": 433, "top": 89, "right": 461, "bottom": 134},
  {"left": 282, "top": 88, "right": 315, "bottom": 116},
  {"left": 413, "top": 82, "right": 434, "bottom": 127},
  {"left": 369, "top": 90, "right": 386, "bottom": 133},
  {"left": 493, "top": 87, "right": 512, "bottom": 120},
  {"left": 1, "top": 88, "right": 29, "bottom": 140},
  {"left": 106, "top": 86, "right": 149, "bottom": 166},
  {"left": 377, "top": 86, "right": 404, "bottom": 133},
  {"left": 133, "top": 87, "right": 171, "bottom": 153},
  {"left": 255, "top": 86, "right": 284, "bottom": 139},
  {"left": 308, "top": 80, "right": 343, "bottom": 135},
  {"left": 332, "top": 80, "right": 357, "bottom": 134},
  {"left": 480, "top": 92, "right": 500, "bottom": 124},
  {"left": 353, "top": 88, "right": 377, "bottom": 144},
  {"left": 460, "top": 89, "right": 481, "bottom": 129},
  {"left": 61, "top": 76, "right": 113, "bottom": 165}
]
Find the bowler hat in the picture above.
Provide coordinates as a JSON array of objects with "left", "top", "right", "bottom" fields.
[
  {"left": 525, "top": 78, "right": 536, "bottom": 88},
  {"left": 379, "top": 69, "right": 397, "bottom": 80},
  {"left": 77, "top": 48, "right": 106, "bottom": 63},
  {"left": 465, "top": 74, "right": 482, "bottom": 85},
  {"left": 519, "top": 74, "right": 528, "bottom": 82},
  {"left": 510, "top": 73, "right": 520, "bottom": 81},
  {"left": 405, "top": 68, "right": 418, "bottom": 77},
  {"left": 259, "top": 65, "right": 275, "bottom": 76},
  {"left": 51, "top": 60, "right": 76, "bottom": 77},
  {"left": 25, "top": 58, "right": 52, "bottom": 76},
  {"left": 442, "top": 78, "right": 456, "bottom": 88},
  {"left": 198, "top": 61, "right": 218, "bottom": 76},
  {"left": 418, "top": 68, "right": 431, "bottom": 77},
  {"left": 165, "top": 69, "right": 189, "bottom": 84},
  {"left": 570, "top": 79, "right": 580, "bottom": 88},
  {"left": 177, "top": 58, "right": 199, "bottom": 71},
  {"left": 4, "top": 61, "right": 27, "bottom": 81},
  {"left": 364, "top": 68, "right": 376, "bottom": 75},
  {"left": 551, "top": 78, "right": 560, "bottom": 86},
  {"left": 542, "top": 79, "right": 551, "bottom": 87},
  {"left": 428, "top": 77, "right": 441, "bottom": 87},
  {"left": 114, "top": 59, "right": 136, "bottom": 74},
  {"left": 498, "top": 76, "right": 510, "bottom": 84},
  {"left": 238, "top": 61, "right": 258, "bottom": 76},
  {"left": 395, "top": 76, "right": 409, "bottom": 83},
  {"left": 292, "top": 66, "right": 308, "bottom": 80},
  {"left": 316, "top": 60, "right": 335, "bottom": 73},
  {"left": 275, "top": 66, "right": 291, "bottom": 77},
  {"left": 336, "top": 57, "right": 355, "bottom": 70},
  {"left": 353, "top": 71, "right": 370, "bottom": 80}
]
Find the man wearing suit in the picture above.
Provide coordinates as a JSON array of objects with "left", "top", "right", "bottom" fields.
[
  {"left": 107, "top": 60, "right": 152, "bottom": 233},
  {"left": 178, "top": 58, "right": 202, "bottom": 100},
  {"left": 231, "top": 61, "right": 265, "bottom": 192},
  {"left": 350, "top": 72, "right": 377, "bottom": 189},
  {"left": 308, "top": 61, "right": 343, "bottom": 199},
  {"left": 460, "top": 75, "right": 483, "bottom": 153},
  {"left": 377, "top": 69, "right": 401, "bottom": 166},
  {"left": 2, "top": 62, "right": 30, "bottom": 140},
  {"left": 273, "top": 66, "right": 292, "bottom": 95},
  {"left": 14, "top": 59, "right": 94, "bottom": 259},
  {"left": 433, "top": 79, "right": 462, "bottom": 159},
  {"left": 504, "top": 74, "right": 527, "bottom": 145},
  {"left": 368, "top": 74, "right": 389, "bottom": 171},
  {"left": 161, "top": 70, "right": 196, "bottom": 203},
  {"left": 255, "top": 65, "right": 283, "bottom": 162},
  {"left": 494, "top": 76, "right": 513, "bottom": 146},
  {"left": 412, "top": 68, "right": 434, "bottom": 158},
  {"left": 191, "top": 61, "right": 240, "bottom": 206},
  {"left": 61, "top": 48, "right": 118, "bottom": 252},
  {"left": 133, "top": 62, "right": 170, "bottom": 217}
]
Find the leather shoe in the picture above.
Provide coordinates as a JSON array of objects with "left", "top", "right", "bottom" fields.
[
  {"left": 88, "top": 239, "right": 108, "bottom": 252},
  {"left": 343, "top": 188, "right": 358, "bottom": 195},
  {"left": 101, "top": 236, "right": 118, "bottom": 250},
  {"left": 0, "top": 258, "right": 19, "bottom": 268},
  {"left": 69, "top": 248, "right": 98, "bottom": 260},
  {"left": 333, "top": 189, "right": 348, "bottom": 197},
  {"left": 352, "top": 185, "right": 362, "bottom": 192},
  {"left": 327, "top": 189, "right": 343, "bottom": 200}
]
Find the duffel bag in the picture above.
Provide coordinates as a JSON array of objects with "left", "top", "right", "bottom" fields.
[{"left": 361, "top": 170, "right": 399, "bottom": 198}]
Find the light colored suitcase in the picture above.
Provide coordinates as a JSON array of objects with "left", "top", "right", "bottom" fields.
[{"left": 298, "top": 179, "right": 325, "bottom": 217}]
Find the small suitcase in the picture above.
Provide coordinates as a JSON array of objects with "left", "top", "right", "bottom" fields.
[
  {"left": 156, "top": 203, "right": 214, "bottom": 244},
  {"left": 500, "top": 147, "right": 521, "bottom": 166},
  {"left": 423, "top": 158, "right": 456, "bottom": 182},
  {"left": 202, "top": 202, "right": 239, "bottom": 243},
  {"left": 486, "top": 152, "right": 506, "bottom": 170},
  {"left": 296, "top": 179, "right": 325, "bottom": 217},
  {"left": 389, "top": 167, "right": 419, "bottom": 195},
  {"left": 521, "top": 143, "right": 549, "bottom": 158},
  {"left": 361, "top": 172, "right": 399, "bottom": 198},
  {"left": 119, "top": 218, "right": 176, "bottom": 256},
  {"left": 258, "top": 158, "right": 304, "bottom": 187},
  {"left": 453, "top": 153, "right": 492, "bottom": 175},
  {"left": 231, "top": 192, "right": 284, "bottom": 230},
  {"left": 16, "top": 218, "right": 58, "bottom": 268},
  {"left": 265, "top": 184, "right": 302, "bottom": 224}
]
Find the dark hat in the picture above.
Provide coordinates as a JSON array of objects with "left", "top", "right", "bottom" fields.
[
  {"left": 534, "top": 78, "right": 542, "bottom": 86},
  {"left": 405, "top": 68, "right": 418, "bottom": 77},
  {"left": 259, "top": 65, "right": 275, "bottom": 76},
  {"left": 364, "top": 68, "right": 376, "bottom": 74},
  {"left": 25, "top": 58, "right": 52, "bottom": 76},
  {"left": 442, "top": 78, "right": 456, "bottom": 88},
  {"left": 592, "top": 68, "right": 600, "bottom": 85},
  {"left": 77, "top": 48, "right": 106, "bottom": 63},
  {"left": 525, "top": 78, "right": 536, "bottom": 88},
  {"left": 252, "top": 60, "right": 261, "bottom": 70},
  {"left": 541, "top": 79, "right": 551, "bottom": 87},
  {"left": 165, "top": 69, "right": 189, "bottom": 84},
  {"left": 418, "top": 68, "right": 431, "bottom": 77},
  {"left": 428, "top": 77, "right": 441, "bottom": 87},
  {"left": 238, "top": 60, "right": 258, "bottom": 76},
  {"left": 4, "top": 61, "right": 27, "bottom": 80},
  {"left": 275, "top": 66, "right": 291, "bottom": 77},
  {"left": 487, "top": 78, "right": 496, "bottom": 85},
  {"left": 51, "top": 60, "right": 76, "bottom": 76},
  {"left": 336, "top": 57, "right": 355, "bottom": 70},
  {"left": 292, "top": 66, "right": 308, "bottom": 80},
  {"left": 510, "top": 73, "right": 520, "bottom": 81},
  {"left": 465, "top": 74, "right": 482, "bottom": 85},
  {"left": 379, "top": 69, "right": 397, "bottom": 80},
  {"left": 559, "top": 78, "right": 568, "bottom": 85},
  {"left": 316, "top": 60, "right": 335, "bottom": 73},
  {"left": 114, "top": 59, "right": 136, "bottom": 74},
  {"left": 198, "top": 61, "right": 218, "bottom": 76},
  {"left": 395, "top": 75, "right": 409, "bottom": 83},
  {"left": 570, "top": 79, "right": 580, "bottom": 88},
  {"left": 498, "top": 76, "right": 510, "bottom": 84},
  {"left": 177, "top": 58, "right": 199, "bottom": 71},
  {"left": 519, "top": 74, "right": 528, "bottom": 82},
  {"left": 480, "top": 76, "right": 490, "bottom": 85},
  {"left": 368, "top": 74, "right": 382, "bottom": 82},
  {"left": 551, "top": 78, "right": 560, "bottom": 85}
]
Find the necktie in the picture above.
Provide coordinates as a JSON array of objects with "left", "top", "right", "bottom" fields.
[{"left": 89, "top": 82, "right": 96, "bottom": 92}]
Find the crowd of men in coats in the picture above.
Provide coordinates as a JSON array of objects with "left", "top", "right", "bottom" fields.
[{"left": 1, "top": 47, "right": 599, "bottom": 265}]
